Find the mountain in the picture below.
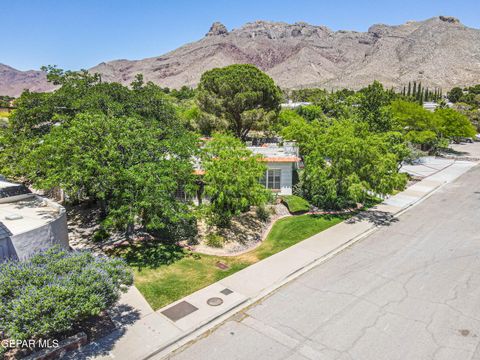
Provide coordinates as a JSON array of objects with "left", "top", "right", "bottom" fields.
[
  {"left": 0, "top": 64, "right": 55, "bottom": 97},
  {"left": 2, "top": 16, "right": 480, "bottom": 97}
]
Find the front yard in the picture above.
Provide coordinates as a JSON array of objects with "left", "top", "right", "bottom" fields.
[{"left": 131, "top": 214, "right": 344, "bottom": 310}]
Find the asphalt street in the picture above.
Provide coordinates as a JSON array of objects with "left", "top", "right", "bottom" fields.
[{"left": 168, "top": 165, "right": 480, "bottom": 360}]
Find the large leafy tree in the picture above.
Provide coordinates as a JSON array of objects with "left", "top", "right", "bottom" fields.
[
  {"left": 1, "top": 68, "right": 198, "bottom": 237},
  {"left": 390, "top": 100, "right": 476, "bottom": 149},
  {"left": 197, "top": 64, "right": 282, "bottom": 140},
  {"left": 282, "top": 118, "right": 407, "bottom": 209},
  {"left": 357, "top": 81, "right": 396, "bottom": 132},
  {"left": 201, "top": 133, "right": 270, "bottom": 226},
  {"left": 24, "top": 113, "right": 197, "bottom": 235},
  {"left": 435, "top": 108, "right": 476, "bottom": 141}
]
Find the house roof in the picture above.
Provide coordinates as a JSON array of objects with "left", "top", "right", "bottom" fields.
[{"left": 260, "top": 156, "right": 301, "bottom": 163}]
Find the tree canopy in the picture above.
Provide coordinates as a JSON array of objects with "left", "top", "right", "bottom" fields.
[
  {"left": 1, "top": 68, "right": 198, "bottom": 237},
  {"left": 282, "top": 117, "right": 407, "bottom": 209},
  {"left": 197, "top": 64, "right": 282, "bottom": 140},
  {"left": 201, "top": 133, "right": 270, "bottom": 226}
]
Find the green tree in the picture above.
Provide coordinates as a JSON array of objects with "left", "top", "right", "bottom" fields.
[
  {"left": 201, "top": 133, "right": 270, "bottom": 226},
  {"left": 447, "top": 87, "right": 464, "bottom": 103},
  {"left": 301, "top": 121, "right": 406, "bottom": 208},
  {"left": 357, "top": 81, "right": 395, "bottom": 132},
  {"left": 390, "top": 100, "right": 441, "bottom": 151},
  {"left": 435, "top": 108, "right": 476, "bottom": 142},
  {"left": 197, "top": 64, "right": 282, "bottom": 140},
  {"left": 25, "top": 113, "right": 198, "bottom": 235},
  {"left": 281, "top": 117, "right": 407, "bottom": 209}
]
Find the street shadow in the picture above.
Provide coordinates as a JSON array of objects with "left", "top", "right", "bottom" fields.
[{"left": 346, "top": 209, "right": 399, "bottom": 226}]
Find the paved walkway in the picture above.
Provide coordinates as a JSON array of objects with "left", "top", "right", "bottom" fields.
[
  {"left": 167, "top": 163, "right": 480, "bottom": 360},
  {"left": 67, "top": 159, "right": 477, "bottom": 360}
]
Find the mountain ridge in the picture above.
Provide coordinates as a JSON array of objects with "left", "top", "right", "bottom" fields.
[{"left": 2, "top": 16, "right": 480, "bottom": 97}]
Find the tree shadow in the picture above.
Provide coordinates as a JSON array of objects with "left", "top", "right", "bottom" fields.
[
  {"left": 440, "top": 147, "right": 469, "bottom": 156},
  {"left": 112, "top": 240, "right": 186, "bottom": 271},
  {"left": 346, "top": 209, "right": 399, "bottom": 226}
]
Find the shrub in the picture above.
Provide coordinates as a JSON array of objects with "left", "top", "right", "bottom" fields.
[
  {"left": 255, "top": 205, "right": 271, "bottom": 222},
  {"left": 92, "top": 227, "right": 110, "bottom": 242},
  {"left": 0, "top": 247, "right": 133, "bottom": 341},
  {"left": 206, "top": 233, "right": 225, "bottom": 248},
  {"left": 281, "top": 195, "right": 310, "bottom": 214}
]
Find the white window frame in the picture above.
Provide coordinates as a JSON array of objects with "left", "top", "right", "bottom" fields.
[{"left": 261, "top": 168, "right": 281, "bottom": 190}]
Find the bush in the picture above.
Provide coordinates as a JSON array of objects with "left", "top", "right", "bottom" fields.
[
  {"left": 0, "top": 247, "right": 133, "bottom": 341},
  {"left": 255, "top": 205, "right": 271, "bottom": 222},
  {"left": 281, "top": 195, "right": 310, "bottom": 214},
  {"left": 92, "top": 227, "right": 110, "bottom": 242},
  {"left": 206, "top": 233, "right": 225, "bottom": 248}
]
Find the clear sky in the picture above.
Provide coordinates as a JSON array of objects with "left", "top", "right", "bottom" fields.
[{"left": 3, "top": 0, "right": 480, "bottom": 71}]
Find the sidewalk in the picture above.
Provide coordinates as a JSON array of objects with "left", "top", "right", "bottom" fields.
[{"left": 68, "top": 159, "right": 477, "bottom": 360}]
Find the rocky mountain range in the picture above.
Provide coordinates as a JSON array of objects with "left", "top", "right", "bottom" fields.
[{"left": 2, "top": 16, "right": 480, "bottom": 97}]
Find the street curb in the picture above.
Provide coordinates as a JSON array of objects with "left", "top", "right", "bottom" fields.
[{"left": 144, "top": 162, "right": 477, "bottom": 360}]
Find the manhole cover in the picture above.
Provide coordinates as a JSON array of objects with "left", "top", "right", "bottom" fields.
[{"left": 207, "top": 297, "right": 223, "bottom": 306}]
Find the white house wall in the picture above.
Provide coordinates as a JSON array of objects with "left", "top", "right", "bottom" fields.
[{"left": 266, "top": 162, "right": 293, "bottom": 195}]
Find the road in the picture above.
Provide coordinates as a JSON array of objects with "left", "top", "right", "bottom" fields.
[{"left": 168, "top": 165, "right": 480, "bottom": 360}]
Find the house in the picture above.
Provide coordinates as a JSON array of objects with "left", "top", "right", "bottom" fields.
[
  {"left": 281, "top": 100, "right": 312, "bottom": 109},
  {"left": 0, "top": 179, "right": 69, "bottom": 261},
  {"left": 423, "top": 101, "right": 453, "bottom": 112},
  {"left": 249, "top": 142, "right": 301, "bottom": 195},
  {"left": 186, "top": 140, "right": 301, "bottom": 204}
]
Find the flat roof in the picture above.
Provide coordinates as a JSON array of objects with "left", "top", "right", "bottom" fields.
[
  {"left": 0, "top": 196, "right": 62, "bottom": 236},
  {"left": 0, "top": 180, "right": 21, "bottom": 189},
  {"left": 249, "top": 145, "right": 300, "bottom": 162}
]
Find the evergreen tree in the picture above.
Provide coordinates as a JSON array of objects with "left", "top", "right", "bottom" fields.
[
  {"left": 413, "top": 81, "right": 417, "bottom": 97},
  {"left": 407, "top": 82, "right": 411, "bottom": 97}
]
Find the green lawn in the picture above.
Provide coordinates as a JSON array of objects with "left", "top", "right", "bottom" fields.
[
  {"left": 132, "top": 214, "right": 344, "bottom": 310},
  {"left": 281, "top": 195, "right": 310, "bottom": 213}
]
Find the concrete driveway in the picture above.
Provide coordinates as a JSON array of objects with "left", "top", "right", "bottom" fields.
[{"left": 168, "top": 165, "right": 480, "bottom": 360}]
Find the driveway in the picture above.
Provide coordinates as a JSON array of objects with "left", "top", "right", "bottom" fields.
[{"left": 168, "top": 165, "right": 480, "bottom": 360}]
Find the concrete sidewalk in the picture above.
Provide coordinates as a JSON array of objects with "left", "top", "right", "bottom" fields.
[{"left": 68, "top": 159, "right": 477, "bottom": 360}]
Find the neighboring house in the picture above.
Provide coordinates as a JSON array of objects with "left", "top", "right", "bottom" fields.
[
  {"left": 423, "top": 101, "right": 453, "bottom": 112},
  {"left": 281, "top": 100, "right": 311, "bottom": 109},
  {"left": 249, "top": 142, "right": 301, "bottom": 195},
  {"left": 0, "top": 179, "right": 69, "bottom": 261}
]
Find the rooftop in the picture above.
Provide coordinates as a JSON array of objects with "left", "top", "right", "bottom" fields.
[
  {"left": 248, "top": 142, "right": 300, "bottom": 162},
  {"left": 0, "top": 196, "right": 63, "bottom": 236},
  {"left": 0, "top": 179, "right": 31, "bottom": 199}
]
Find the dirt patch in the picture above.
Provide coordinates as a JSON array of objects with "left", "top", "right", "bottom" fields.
[{"left": 190, "top": 203, "right": 290, "bottom": 256}]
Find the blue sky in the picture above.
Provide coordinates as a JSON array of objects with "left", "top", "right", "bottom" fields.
[{"left": 2, "top": 0, "right": 479, "bottom": 71}]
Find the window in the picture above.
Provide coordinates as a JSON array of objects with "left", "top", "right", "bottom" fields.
[{"left": 261, "top": 169, "right": 281, "bottom": 190}]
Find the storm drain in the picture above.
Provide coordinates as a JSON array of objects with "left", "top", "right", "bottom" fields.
[
  {"left": 207, "top": 297, "right": 223, "bottom": 306},
  {"left": 161, "top": 301, "right": 198, "bottom": 321}
]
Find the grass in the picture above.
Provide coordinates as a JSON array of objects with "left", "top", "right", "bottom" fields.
[
  {"left": 281, "top": 195, "right": 310, "bottom": 213},
  {"left": 254, "top": 214, "right": 344, "bottom": 259},
  {"left": 130, "top": 214, "right": 344, "bottom": 310}
]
